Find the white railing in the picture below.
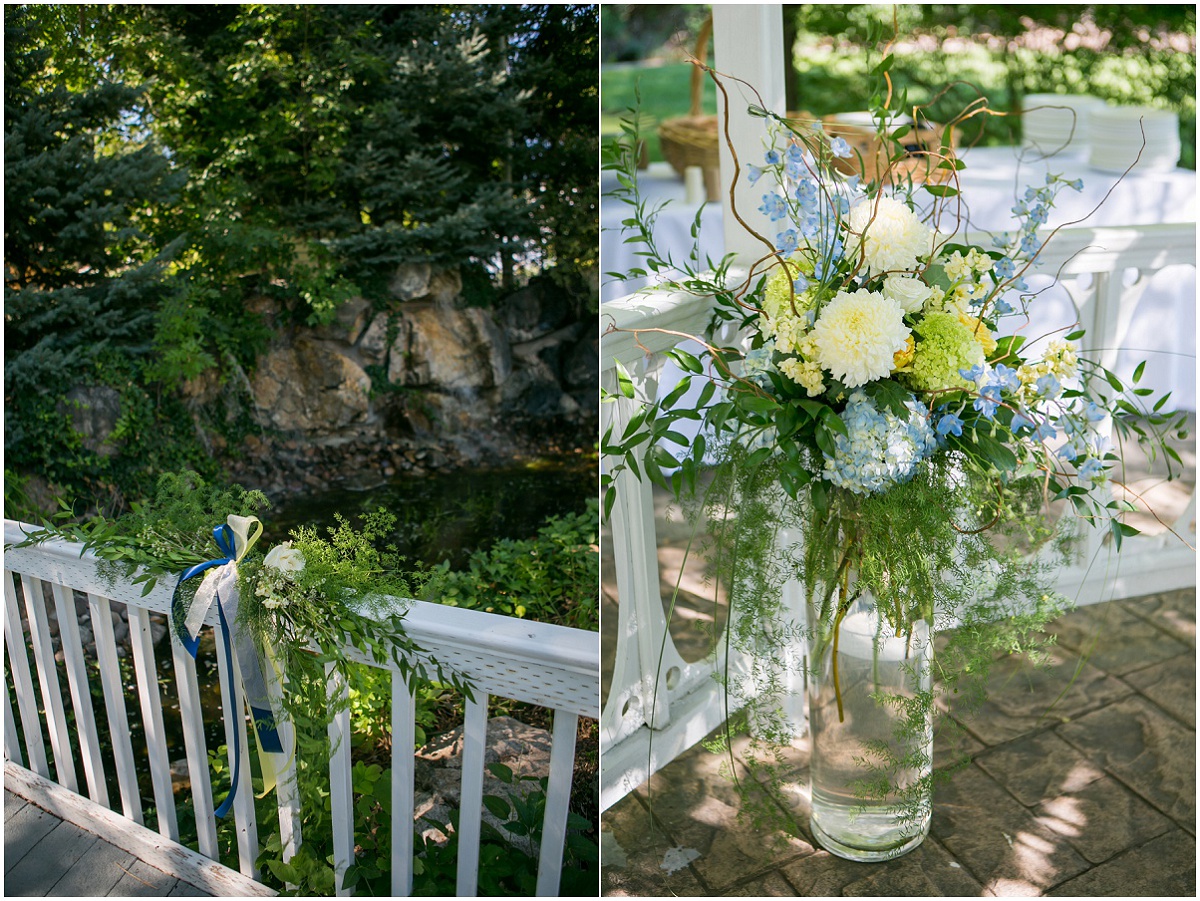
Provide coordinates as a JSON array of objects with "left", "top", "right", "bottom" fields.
[
  {"left": 599, "top": 221, "right": 1197, "bottom": 811},
  {"left": 3, "top": 520, "right": 599, "bottom": 896}
]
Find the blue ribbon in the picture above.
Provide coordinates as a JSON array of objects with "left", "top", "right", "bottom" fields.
[
  {"left": 172, "top": 524, "right": 235, "bottom": 656},
  {"left": 172, "top": 523, "right": 280, "bottom": 819}
]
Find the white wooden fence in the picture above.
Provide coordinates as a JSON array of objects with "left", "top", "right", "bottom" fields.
[
  {"left": 3, "top": 520, "right": 599, "bottom": 896},
  {"left": 599, "top": 221, "right": 1197, "bottom": 811}
]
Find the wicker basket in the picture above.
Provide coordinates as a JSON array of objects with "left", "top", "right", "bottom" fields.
[
  {"left": 658, "top": 16, "right": 721, "bottom": 193},
  {"left": 816, "top": 113, "right": 957, "bottom": 186}
]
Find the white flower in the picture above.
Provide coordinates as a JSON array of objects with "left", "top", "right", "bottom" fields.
[
  {"left": 881, "top": 274, "right": 933, "bottom": 314},
  {"left": 811, "top": 289, "right": 911, "bottom": 388},
  {"left": 264, "top": 542, "right": 305, "bottom": 574},
  {"left": 846, "top": 196, "right": 933, "bottom": 275}
]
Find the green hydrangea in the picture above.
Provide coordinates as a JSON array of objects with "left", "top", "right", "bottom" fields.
[
  {"left": 759, "top": 257, "right": 818, "bottom": 354},
  {"left": 904, "top": 312, "right": 985, "bottom": 392}
]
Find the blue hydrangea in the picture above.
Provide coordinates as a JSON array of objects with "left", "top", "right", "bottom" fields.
[{"left": 822, "top": 390, "right": 937, "bottom": 496}]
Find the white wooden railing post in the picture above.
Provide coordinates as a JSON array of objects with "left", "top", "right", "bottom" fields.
[
  {"left": 219, "top": 639, "right": 260, "bottom": 879},
  {"left": 4, "top": 574, "right": 49, "bottom": 778},
  {"left": 391, "top": 671, "right": 417, "bottom": 896},
  {"left": 535, "top": 710, "right": 579, "bottom": 896},
  {"left": 173, "top": 638, "right": 219, "bottom": 858},
  {"left": 49, "top": 583, "right": 108, "bottom": 807},
  {"left": 130, "top": 605, "right": 178, "bottom": 841},
  {"left": 455, "top": 693, "right": 489, "bottom": 897},
  {"left": 87, "top": 591, "right": 144, "bottom": 823},
  {"left": 326, "top": 663, "right": 355, "bottom": 896},
  {"left": 21, "top": 576, "right": 77, "bottom": 792}
]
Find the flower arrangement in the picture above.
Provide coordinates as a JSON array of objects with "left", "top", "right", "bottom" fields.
[{"left": 601, "top": 45, "right": 1187, "bottom": 854}]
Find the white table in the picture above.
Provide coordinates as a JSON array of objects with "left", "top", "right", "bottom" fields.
[{"left": 602, "top": 150, "right": 1196, "bottom": 409}]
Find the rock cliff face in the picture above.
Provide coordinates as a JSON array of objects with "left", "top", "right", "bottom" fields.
[{"left": 244, "top": 265, "right": 596, "bottom": 455}]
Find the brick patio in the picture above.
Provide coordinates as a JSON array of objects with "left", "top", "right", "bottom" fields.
[{"left": 601, "top": 588, "right": 1196, "bottom": 896}]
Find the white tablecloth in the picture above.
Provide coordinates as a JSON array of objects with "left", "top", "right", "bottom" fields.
[{"left": 602, "top": 150, "right": 1196, "bottom": 409}]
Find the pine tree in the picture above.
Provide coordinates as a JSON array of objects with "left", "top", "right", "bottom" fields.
[{"left": 4, "top": 5, "right": 184, "bottom": 491}]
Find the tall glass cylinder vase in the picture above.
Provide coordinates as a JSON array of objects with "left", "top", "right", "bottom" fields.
[{"left": 805, "top": 581, "right": 934, "bottom": 861}]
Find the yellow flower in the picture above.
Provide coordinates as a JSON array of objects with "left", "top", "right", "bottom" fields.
[
  {"left": 956, "top": 310, "right": 997, "bottom": 357},
  {"left": 893, "top": 334, "right": 916, "bottom": 372}
]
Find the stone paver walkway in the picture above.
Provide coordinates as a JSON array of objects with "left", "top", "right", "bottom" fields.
[{"left": 602, "top": 588, "right": 1196, "bottom": 896}]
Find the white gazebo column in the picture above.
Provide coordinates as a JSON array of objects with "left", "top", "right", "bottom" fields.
[{"left": 712, "top": 4, "right": 786, "bottom": 263}]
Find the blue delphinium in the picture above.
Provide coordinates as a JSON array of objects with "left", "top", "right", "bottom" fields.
[
  {"left": 822, "top": 390, "right": 937, "bottom": 495},
  {"left": 936, "top": 411, "right": 964, "bottom": 438},
  {"left": 829, "top": 136, "right": 853, "bottom": 159}
]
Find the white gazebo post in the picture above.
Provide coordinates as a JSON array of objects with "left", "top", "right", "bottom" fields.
[
  {"left": 712, "top": 4, "right": 787, "bottom": 264},
  {"left": 711, "top": 5, "right": 808, "bottom": 741}
]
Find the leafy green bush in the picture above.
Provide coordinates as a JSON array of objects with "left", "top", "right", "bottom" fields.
[{"left": 421, "top": 499, "right": 599, "bottom": 631}]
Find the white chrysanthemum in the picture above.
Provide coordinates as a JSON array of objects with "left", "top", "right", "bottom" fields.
[
  {"left": 811, "top": 289, "right": 911, "bottom": 388},
  {"left": 847, "top": 196, "right": 933, "bottom": 275}
]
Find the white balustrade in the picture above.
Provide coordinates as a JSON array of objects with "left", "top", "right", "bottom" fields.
[{"left": 2, "top": 520, "right": 599, "bottom": 896}]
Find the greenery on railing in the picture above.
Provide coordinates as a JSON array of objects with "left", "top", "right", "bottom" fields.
[{"left": 7, "top": 470, "right": 597, "bottom": 896}]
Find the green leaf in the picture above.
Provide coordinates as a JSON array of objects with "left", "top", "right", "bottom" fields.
[
  {"left": 666, "top": 348, "right": 704, "bottom": 374},
  {"left": 870, "top": 54, "right": 894, "bottom": 77},
  {"left": 660, "top": 377, "right": 692, "bottom": 410},
  {"left": 615, "top": 360, "right": 636, "bottom": 399},
  {"left": 975, "top": 431, "right": 1018, "bottom": 471},
  {"left": 815, "top": 424, "right": 837, "bottom": 458},
  {"left": 486, "top": 762, "right": 514, "bottom": 783},
  {"left": 567, "top": 833, "right": 600, "bottom": 862},
  {"left": 923, "top": 184, "right": 959, "bottom": 198},
  {"left": 660, "top": 430, "right": 690, "bottom": 447},
  {"left": 483, "top": 795, "right": 511, "bottom": 819},
  {"left": 265, "top": 860, "right": 301, "bottom": 885},
  {"left": 1111, "top": 519, "right": 1140, "bottom": 552},
  {"left": 746, "top": 446, "right": 772, "bottom": 472},
  {"left": 1065, "top": 329, "right": 1087, "bottom": 341},
  {"left": 736, "top": 393, "right": 780, "bottom": 414},
  {"left": 648, "top": 446, "right": 680, "bottom": 470}
]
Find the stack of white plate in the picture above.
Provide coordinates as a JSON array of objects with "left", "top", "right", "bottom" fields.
[
  {"left": 1022, "top": 93, "right": 1105, "bottom": 156},
  {"left": 1087, "top": 105, "right": 1181, "bottom": 173}
]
